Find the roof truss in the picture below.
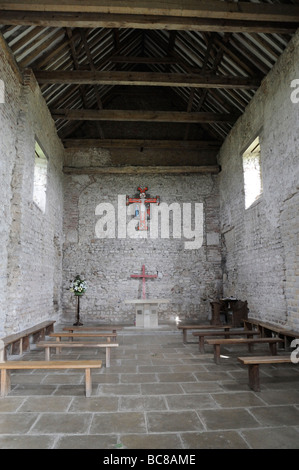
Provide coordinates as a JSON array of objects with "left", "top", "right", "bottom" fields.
[{"left": 0, "top": 0, "right": 298, "bottom": 167}]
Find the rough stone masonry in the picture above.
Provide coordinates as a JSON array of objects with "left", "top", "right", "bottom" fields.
[
  {"left": 1, "top": 27, "right": 299, "bottom": 333},
  {"left": 62, "top": 171, "right": 222, "bottom": 324}
]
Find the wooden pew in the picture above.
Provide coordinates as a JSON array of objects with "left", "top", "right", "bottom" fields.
[
  {"left": 1, "top": 321, "right": 55, "bottom": 359},
  {"left": 243, "top": 318, "right": 299, "bottom": 348},
  {"left": 63, "top": 325, "right": 122, "bottom": 342},
  {"left": 0, "top": 360, "right": 102, "bottom": 397},
  {"left": 49, "top": 332, "right": 117, "bottom": 344},
  {"left": 177, "top": 324, "right": 231, "bottom": 343},
  {"left": 238, "top": 355, "right": 293, "bottom": 392},
  {"left": 192, "top": 329, "right": 260, "bottom": 353},
  {"left": 36, "top": 340, "right": 118, "bottom": 367},
  {"left": 206, "top": 337, "right": 284, "bottom": 364}
]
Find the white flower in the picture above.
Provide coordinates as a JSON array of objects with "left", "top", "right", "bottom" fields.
[{"left": 70, "top": 276, "right": 87, "bottom": 294}]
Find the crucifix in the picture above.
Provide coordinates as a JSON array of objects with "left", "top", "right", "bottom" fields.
[
  {"left": 126, "top": 187, "right": 160, "bottom": 231},
  {"left": 130, "top": 264, "right": 157, "bottom": 299}
]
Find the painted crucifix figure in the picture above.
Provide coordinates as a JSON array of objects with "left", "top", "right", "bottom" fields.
[
  {"left": 130, "top": 264, "right": 158, "bottom": 299},
  {"left": 126, "top": 187, "right": 160, "bottom": 231}
]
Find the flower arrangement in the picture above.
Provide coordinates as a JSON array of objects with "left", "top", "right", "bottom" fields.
[{"left": 70, "top": 275, "right": 87, "bottom": 295}]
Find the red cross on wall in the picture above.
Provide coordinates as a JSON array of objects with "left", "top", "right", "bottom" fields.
[
  {"left": 126, "top": 187, "right": 160, "bottom": 231},
  {"left": 130, "top": 265, "right": 158, "bottom": 299}
]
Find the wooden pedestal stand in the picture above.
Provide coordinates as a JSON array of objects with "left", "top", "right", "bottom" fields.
[{"left": 74, "top": 294, "right": 83, "bottom": 326}]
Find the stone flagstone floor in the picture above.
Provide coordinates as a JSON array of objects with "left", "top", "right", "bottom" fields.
[{"left": 0, "top": 324, "right": 299, "bottom": 449}]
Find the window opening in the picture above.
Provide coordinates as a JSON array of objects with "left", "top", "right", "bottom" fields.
[
  {"left": 33, "top": 140, "right": 48, "bottom": 212},
  {"left": 242, "top": 136, "right": 262, "bottom": 209}
]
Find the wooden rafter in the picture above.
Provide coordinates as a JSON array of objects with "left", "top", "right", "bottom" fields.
[
  {"left": 62, "top": 138, "right": 222, "bottom": 149},
  {"left": 1, "top": 0, "right": 296, "bottom": 153},
  {"left": 0, "top": 11, "right": 297, "bottom": 33},
  {"left": 1, "top": 1, "right": 299, "bottom": 23},
  {"left": 63, "top": 165, "right": 221, "bottom": 175},
  {"left": 66, "top": 28, "right": 88, "bottom": 110},
  {"left": 50, "top": 108, "right": 240, "bottom": 123},
  {"left": 33, "top": 70, "right": 261, "bottom": 89},
  {"left": 80, "top": 28, "right": 105, "bottom": 139},
  {"left": 110, "top": 55, "right": 178, "bottom": 65}
]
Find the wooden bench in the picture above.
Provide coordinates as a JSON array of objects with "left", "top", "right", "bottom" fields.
[
  {"left": 206, "top": 337, "right": 284, "bottom": 364},
  {"left": 0, "top": 321, "right": 56, "bottom": 360},
  {"left": 192, "top": 329, "right": 260, "bottom": 353},
  {"left": 49, "top": 332, "right": 117, "bottom": 344},
  {"left": 238, "top": 355, "right": 293, "bottom": 392},
  {"left": 63, "top": 325, "right": 123, "bottom": 334},
  {"left": 36, "top": 341, "right": 118, "bottom": 367},
  {"left": 63, "top": 325, "right": 122, "bottom": 342},
  {"left": 0, "top": 360, "right": 102, "bottom": 398},
  {"left": 177, "top": 324, "right": 231, "bottom": 343},
  {"left": 243, "top": 318, "right": 299, "bottom": 348}
]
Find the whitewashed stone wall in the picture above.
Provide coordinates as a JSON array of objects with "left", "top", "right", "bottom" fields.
[
  {"left": 0, "top": 42, "right": 64, "bottom": 335},
  {"left": 218, "top": 30, "right": 299, "bottom": 330},
  {"left": 62, "top": 168, "right": 222, "bottom": 324},
  {"left": 1, "top": 27, "right": 299, "bottom": 333},
  {"left": 0, "top": 40, "right": 21, "bottom": 336}
]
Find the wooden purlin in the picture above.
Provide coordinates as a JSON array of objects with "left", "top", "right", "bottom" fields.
[
  {"left": 33, "top": 70, "right": 261, "bottom": 89},
  {"left": 0, "top": 11, "right": 297, "bottom": 32},
  {"left": 1, "top": 1, "right": 299, "bottom": 23}
]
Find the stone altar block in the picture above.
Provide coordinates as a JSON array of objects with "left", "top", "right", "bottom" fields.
[{"left": 125, "top": 299, "right": 170, "bottom": 328}]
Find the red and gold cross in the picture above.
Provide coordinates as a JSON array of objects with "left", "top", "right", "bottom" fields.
[{"left": 126, "top": 187, "right": 160, "bottom": 231}]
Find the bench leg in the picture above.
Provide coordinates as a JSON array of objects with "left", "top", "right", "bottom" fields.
[
  {"left": 45, "top": 347, "right": 50, "bottom": 361},
  {"left": 1, "top": 369, "right": 11, "bottom": 397},
  {"left": 12, "top": 339, "right": 21, "bottom": 355},
  {"left": 248, "top": 364, "right": 260, "bottom": 392},
  {"left": 85, "top": 368, "right": 92, "bottom": 397},
  {"left": 55, "top": 337, "right": 62, "bottom": 354},
  {"left": 224, "top": 327, "right": 230, "bottom": 338},
  {"left": 106, "top": 347, "right": 111, "bottom": 368},
  {"left": 199, "top": 337, "right": 205, "bottom": 353},
  {"left": 0, "top": 345, "right": 5, "bottom": 363},
  {"left": 213, "top": 344, "right": 221, "bottom": 364},
  {"left": 183, "top": 330, "right": 187, "bottom": 343},
  {"left": 269, "top": 342, "right": 277, "bottom": 355}
]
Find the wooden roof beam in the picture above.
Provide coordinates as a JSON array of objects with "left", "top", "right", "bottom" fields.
[
  {"left": 1, "top": 1, "right": 299, "bottom": 22},
  {"left": 62, "top": 138, "right": 222, "bottom": 149},
  {"left": 0, "top": 12, "right": 297, "bottom": 33},
  {"left": 110, "top": 56, "right": 178, "bottom": 65},
  {"left": 50, "top": 108, "right": 240, "bottom": 123},
  {"left": 34, "top": 70, "right": 261, "bottom": 89},
  {"left": 63, "top": 165, "right": 221, "bottom": 175}
]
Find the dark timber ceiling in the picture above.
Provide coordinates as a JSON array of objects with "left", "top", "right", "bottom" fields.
[{"left": 0, "top": 1, "right": 298, "bottom": 166}]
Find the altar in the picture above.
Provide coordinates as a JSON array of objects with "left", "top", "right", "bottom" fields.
[{"left": 125, "top": 299, "right": 170, "bottom": 328}]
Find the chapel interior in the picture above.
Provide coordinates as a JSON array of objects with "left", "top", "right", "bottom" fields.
[
  {"left": 1, "top": 1, "right": 298, "bottom": 333},
  {"left": 0, "top": 1, "right": 299, "bottom": 450}
]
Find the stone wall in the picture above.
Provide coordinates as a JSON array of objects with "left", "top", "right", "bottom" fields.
[
  {"left": 0, "top": 39, "right": 64, "bottom": 335},
  {"left": 1, "top": 27, "right": 299, "bottom": 333},
  {"left": 62, "top": 165, "right": 222, "bottom": 324},
  {"left": 218, "top": 30, "right": 299, "bottom": 329}
]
